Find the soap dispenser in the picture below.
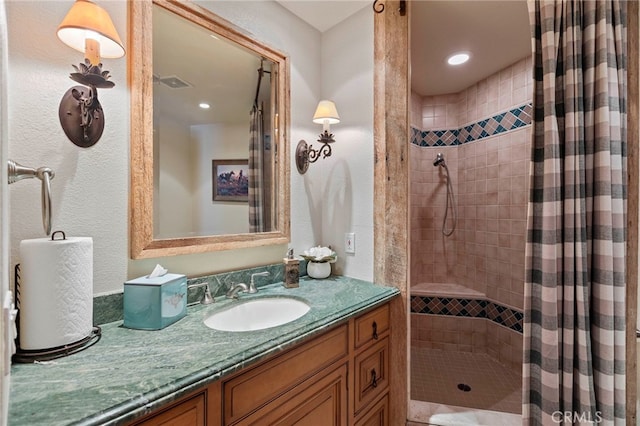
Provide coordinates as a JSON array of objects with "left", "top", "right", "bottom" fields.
[{"left": 283, "top": 248, "right": 300, "bottom": 288}]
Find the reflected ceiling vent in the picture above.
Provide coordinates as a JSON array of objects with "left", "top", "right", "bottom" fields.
[{"left": 158, "top": 75, "right": 192, "bottom": 89}]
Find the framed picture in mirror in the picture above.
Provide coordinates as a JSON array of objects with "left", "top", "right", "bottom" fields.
[{"left": 212, "top": 159, "right": 249, "bottom": 202}]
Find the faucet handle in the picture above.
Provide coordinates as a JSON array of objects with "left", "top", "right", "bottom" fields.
[
  {"left": 201, "top": 285, "right": 214, "bottom": 305},
  {"left": 248, "top": 271, "right": 270, "bottom": 294},
  {"left": 188, "top": 282, "right": 215, "bottom": 305},
  {"left": 251, "top": 271, "right": 270, "bottom": 280}
]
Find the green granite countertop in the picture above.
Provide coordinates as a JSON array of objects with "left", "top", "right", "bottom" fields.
[{"left": 9, "top": 276, "right": 399, "bottom": 425}]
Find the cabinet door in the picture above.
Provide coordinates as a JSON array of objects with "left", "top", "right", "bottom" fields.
[
  {"left": 235, "top": 365, "right": 348, "bottom": 426},
  {"left": 224, "top": 325, "right": 348, "bottom": 424},
  {"left": 133, "top": 393, "right": 206, "bottom": 426},
  {"left": 353, "top": 337, "right": 389, "bottom": 415},
  {"left": 354, "top": 395, "right": 389, "bottom": 426}
]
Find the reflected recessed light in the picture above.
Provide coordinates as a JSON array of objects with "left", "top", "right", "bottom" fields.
[
  {"left": 199, "top": 103, "right": 210, "bottom": 109},
  {"left": 447, "top": 53, "right": 470, "bottom": 66},
  {"left": 210, "top": 34, "right": 219, "bottom": 40}
]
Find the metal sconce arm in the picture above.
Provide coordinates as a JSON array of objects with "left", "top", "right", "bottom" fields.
[
  {"left": 309, "top": 130, "right": 336, "bottom": 162},
  {"left": 295, "top": 131, "right": 336, "bottom": 175},
  {"left": 307, "top": 141, "right": 333, "bottom": 163}
]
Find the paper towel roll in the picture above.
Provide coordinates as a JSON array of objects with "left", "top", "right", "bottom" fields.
[{"left": 19, "top": 235, "right": 93, "bottom": 350}]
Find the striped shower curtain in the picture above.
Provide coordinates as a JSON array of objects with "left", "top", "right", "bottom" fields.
[
  {"left": 249, "top": 104, "right": 264, "bottom": 233},
  {"left": 522, "top": 1, "right": 627, "bottom": 425}
]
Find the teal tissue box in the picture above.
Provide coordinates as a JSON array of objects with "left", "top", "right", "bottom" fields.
[{"left": 123, "top": 273, "right": 187, "bottom": 330}]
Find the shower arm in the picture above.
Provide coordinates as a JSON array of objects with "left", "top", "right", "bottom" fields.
[{"left": 7, "top": 160, "right": 55, "bottom": 235}]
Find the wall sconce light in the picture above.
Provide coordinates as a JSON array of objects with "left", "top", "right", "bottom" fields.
[
  {"left": 296, "top": 100, "right": 340, "bottom": 174},
  {"left": 57, "top": 0, "right": 125, "bottom": 148}
]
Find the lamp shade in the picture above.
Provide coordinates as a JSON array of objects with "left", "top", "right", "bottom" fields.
[
  {"left": 312, "top": 100, "right": 340, "bottom": 125},
  {"left": 57, "top": 0, "right": 125, "bottom": 59}
]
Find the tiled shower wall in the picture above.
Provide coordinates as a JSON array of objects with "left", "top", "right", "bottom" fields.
[
  {"left": 410, "top": 56, "right": 532, "bottom": 370},
  {"left": 412, "top": 57, "right": 532, "bottom": 130},
  {"left": 455, "top": 129, "right": 530, "bottom": 307},
  {"left": 409, "top": 144, "right": 459, "bottom": 284}
]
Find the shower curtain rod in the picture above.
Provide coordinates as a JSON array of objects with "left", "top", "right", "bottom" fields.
[{"left": 253, "top": 59, "right": 272, "bottom": 108}]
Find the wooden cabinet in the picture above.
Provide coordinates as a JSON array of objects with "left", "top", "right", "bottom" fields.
[
  {"left": 128, "top": 301, "right": 392, "bottom": 426},
  {"left": 131, "top": 383, "right": 221, "bottom": 426},
  {"left": 134, "top": 393, "right": 206, "bottom": 426},
  {"left": 353, "top": 303, "right": 390, "bottom": 349},
  {"left": 354, "top": 395, "right": 389, "bottom": 426},
  {"left": 223, "top": 325, "right": 348, "bottom": 424},
  {"left": 353, "top": 337, "right": 389, "bottom": 415},
  {"left": 235, "top": 365, "right": 348, "bottom": 425},
  {"left": 350, "top": 304, "right": 390, "bottom": 425}
]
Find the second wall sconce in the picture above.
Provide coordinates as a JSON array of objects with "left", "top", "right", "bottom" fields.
[
  {"left": 296, "top": 100, "right": 340, "bottom": 174},
  {"left": 57, "top": 0, "right": 125, "bottom": 148}
]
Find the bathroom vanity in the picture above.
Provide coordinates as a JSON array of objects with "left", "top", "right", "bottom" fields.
[
  {"left": 132, "top": 302, "right": 390, "bottom": 425},
  {"left": 8, "top": 276, "right": 398, "bottom": 425}
]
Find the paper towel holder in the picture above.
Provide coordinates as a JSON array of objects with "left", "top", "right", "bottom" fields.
[
  {"left": 51, "top": 230, "right": 66, "bottom": 241},
  {"left": 7, "top": 160, "right": 55, "bottom": 235},
  {"left": 12, "top": 263, "right": 102, "bottom": 363}
]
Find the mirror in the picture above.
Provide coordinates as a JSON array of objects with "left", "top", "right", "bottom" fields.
[{"left": 130, "top": 0, "right": 290, "bottom": 259}]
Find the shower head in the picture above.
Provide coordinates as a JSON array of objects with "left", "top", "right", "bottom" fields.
[{"left": 433, "top": 153, "right": 445, "bottom": 167}]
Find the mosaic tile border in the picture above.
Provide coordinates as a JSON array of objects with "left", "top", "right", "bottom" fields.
[
  {"left": 410, "top": 295, "right": 523, "bottom": 333},
  {"left": 411, "top": 102, "right": 533, "bottom": 147}
]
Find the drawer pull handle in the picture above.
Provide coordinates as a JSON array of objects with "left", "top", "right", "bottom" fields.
[
  {"left": 372, "top": 321, "right": 378, "bottom": 340},
  {"left": 371, "top": 369, "right": 378, "bottom": 388}
]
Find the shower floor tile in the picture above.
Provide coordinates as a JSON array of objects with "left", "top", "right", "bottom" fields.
[{"left": 411, "top": 347, "right": 522, "bottom": 414}]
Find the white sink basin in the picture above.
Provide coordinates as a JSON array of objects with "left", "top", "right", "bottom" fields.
[{"left": 203, "top": 297, "right": 310, "bottom": 332}]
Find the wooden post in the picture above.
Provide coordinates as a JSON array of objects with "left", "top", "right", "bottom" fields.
[{"left": 373, "top": 1, "right": 409, "bottom": 424}]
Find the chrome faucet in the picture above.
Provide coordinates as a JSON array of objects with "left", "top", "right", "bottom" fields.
[
  {"left": 248, "top": 271, "right": 270, "bottom": 294},
  {"left": 226, "top": 283, "right": 248, "bottom": 299}
]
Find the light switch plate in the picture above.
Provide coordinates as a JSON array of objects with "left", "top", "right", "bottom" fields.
[{"left": 345, "top": 232, "right": 355, "bottom": 254}]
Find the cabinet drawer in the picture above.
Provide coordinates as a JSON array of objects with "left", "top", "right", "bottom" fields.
[
  {"left": 224, "top": 324, "right": 348, "bottom": 424},
  {"left": 353, "top": 337, "right": 389, "bottom": 415},
  {"left": 354, "top": 304, "right": 390, "bottom": 349},
  {"left": 133, "top": 392, "right": 206, "bottom": 426},
  {"left": 354, "top": 394, "right": 389, "bottom": 426},
  {"left": 236, "top": 364, "right": 348, "bottom": 425}
]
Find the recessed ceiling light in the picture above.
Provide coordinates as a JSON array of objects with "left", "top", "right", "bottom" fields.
[
  {"left": 199, "top": 103, "right": 210, "bottom": 109},
  {"left": 447, "top": 53, "right": 470, "bottom": 66}
]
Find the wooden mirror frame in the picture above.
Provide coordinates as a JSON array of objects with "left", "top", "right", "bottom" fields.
[{"left": 129, "top": 0, "right": 290, "bottom": 259}]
